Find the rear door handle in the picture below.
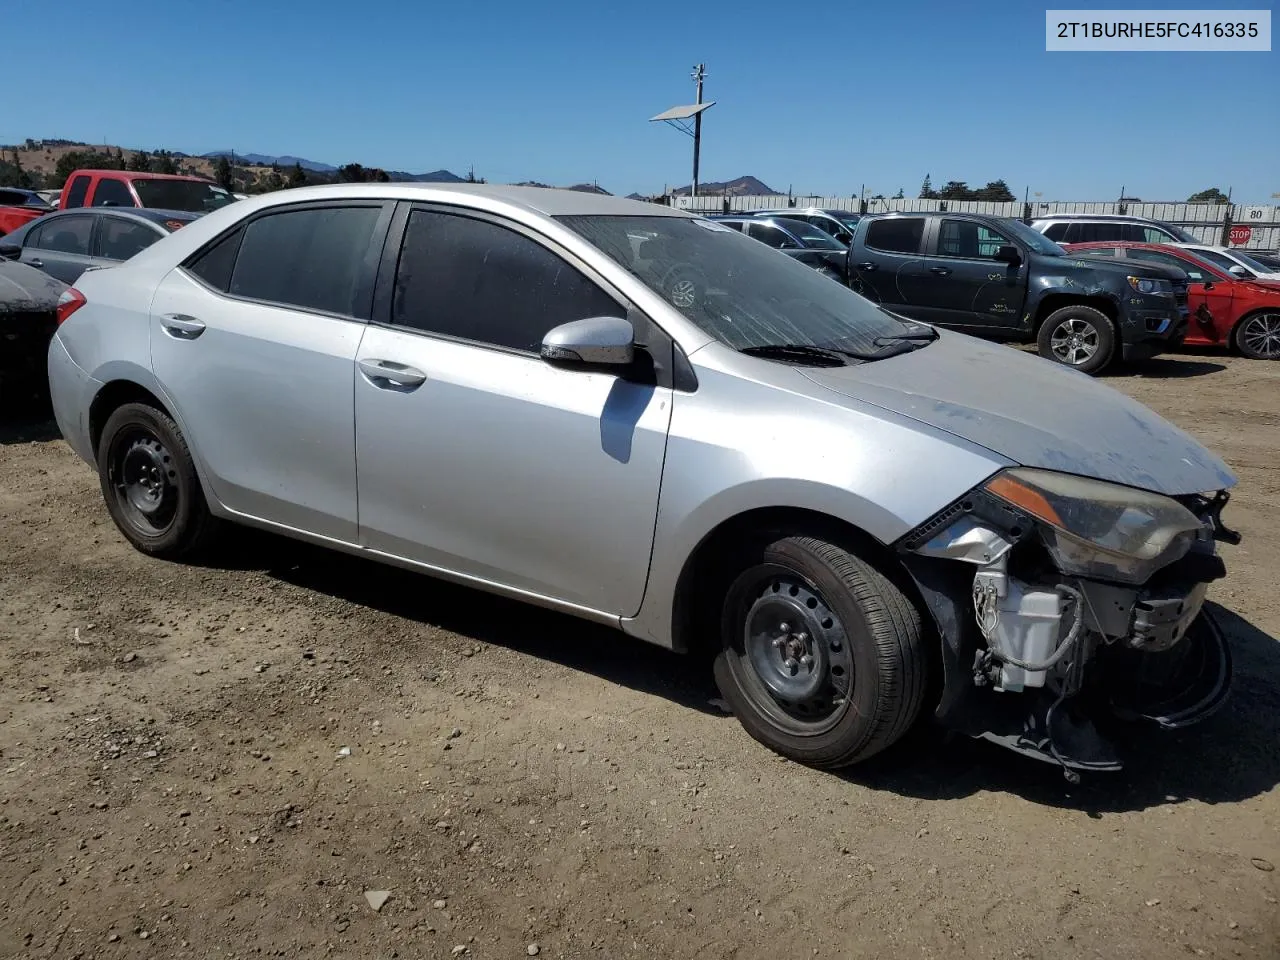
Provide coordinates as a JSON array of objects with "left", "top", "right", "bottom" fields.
[
  {"left": 358, "top": 358, "right": 427, "bottom": 388},
  {"left": 160, "top": 313, "right": 206, "bottom": 339},
  {"left": 28, "top": 258, "right": 43, "bottom": 268},
  {"left": 929, "top": 266, "right": 952, "bottom": 276},
  {"left": 854, "top": 261, "right": 877, "bottom": 271}
]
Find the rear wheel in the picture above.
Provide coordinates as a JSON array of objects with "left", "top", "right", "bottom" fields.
[
  {"left": 1233, "top": 310, "right": 1280, "bottom": 360},
  {"left": 1036, "top": 305, "right": 1116, "bottom": 374},
  {"left": 97, "top": 402, "right": 221, "bottom": 559},
  {"left": 713, "top": 533, "right": 931, "bottom": 769}
]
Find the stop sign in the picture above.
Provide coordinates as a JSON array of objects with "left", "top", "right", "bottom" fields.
[{"left": 1229, "top": 225, "right": 1252, "bottom": 245}]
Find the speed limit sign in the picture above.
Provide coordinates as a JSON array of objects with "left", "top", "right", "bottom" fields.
[{"left": 1229, "top": 225, "right": 1252, "bottom": 245}]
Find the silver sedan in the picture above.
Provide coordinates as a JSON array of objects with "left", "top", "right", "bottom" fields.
[{"left": 47, "top": 184, "right": 1239, "bottom": 777}]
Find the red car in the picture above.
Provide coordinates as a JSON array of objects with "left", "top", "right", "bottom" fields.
[
  {"left": 1064, "top": 241, "right": 1280, "bottom": 360},
  {"left": 0, "top": 187, "right": 52, "bottom": 237},
  {"left": 58, "top": 169, "right": 236, "bottom": 214}
]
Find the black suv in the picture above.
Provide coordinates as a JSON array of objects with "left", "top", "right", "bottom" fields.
[{"left": 846, "top": 212, "right": 1190, "bottom": 373}]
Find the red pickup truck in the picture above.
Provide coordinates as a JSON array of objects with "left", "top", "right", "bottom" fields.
[{"left": 59, "top": 170, "right": 237, "bottom": 214}]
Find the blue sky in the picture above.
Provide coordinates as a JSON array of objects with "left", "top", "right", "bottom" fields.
[{"left": 4, "top": 0, "right": 1277, "bottom": 201}]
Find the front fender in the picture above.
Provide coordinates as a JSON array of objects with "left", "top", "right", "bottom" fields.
[{"left": 621, "top": 363, "right": 1009, "bottom": 648}]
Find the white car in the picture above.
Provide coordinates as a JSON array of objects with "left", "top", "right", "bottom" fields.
[{"left": 1172, "top": 243, "right": 1280, "bottom": 281}]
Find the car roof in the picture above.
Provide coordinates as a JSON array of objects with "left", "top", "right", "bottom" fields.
[
  {"left": 1033, "top": 213, "right": 1171, "bottom": 224},
  {"left": 751, "top": 207, "right": 859, "bottom": 217},
  {"left": 65, "top": 170, "right": 217, "bottom": 183},
  {"left": 29, "top": 206, "right": 199, "bottom": 225}
]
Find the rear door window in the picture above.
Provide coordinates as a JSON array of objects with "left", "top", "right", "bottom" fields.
[
  {"left": 865, "top": 217, "right": 924, "bottom": 254},
  {"left": 1041, "top": 222, "right": 1069, "bottom": 241},
  {"left": 91, "top": 178, "right": 135, "bottom": 207},
  {"left": 226, "top": 205, "right": 385, "bottom": 318},
  {"left": 748, "top": 223, "right": 791, "bottom": 248},
  {"left": 97, "top": 217, "right": 159, "bottom": 260}
]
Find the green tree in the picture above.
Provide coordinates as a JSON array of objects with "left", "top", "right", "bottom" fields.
[
  {"left": 918, "top": 173, "right": 937, "bottom": 200},
  {"left": 1187, "top": 187, "right": 1229, "bottom": 204},
  {"left": 214, "top": 155, "right": 234, "bottom": 191},
  {"left": 937, "top": 180, "right": 973, "bottom": 200},
  {"left": 287, "top": 162, "right": 307, "bottom": 187},
  {"left": 128, "top": 150, "right": 151, "bottom": 172},
  {"left": 151, "top": 150, "right": 178, "bottom": 175},
  {"left": 0, "top": 154, "right": 33, "bottom": 189},
  {"left": 337, "top": 162, "right": 366, "bottom": 183},
  {"left": 973, "top": 179, "right": 1016, "bottom": 202},
  {"left": 892, "top": 187, "right": 905, "bottom": 200}
]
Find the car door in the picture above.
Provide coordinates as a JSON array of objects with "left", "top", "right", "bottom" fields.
[
  {"left": 148, "top": 200, "right": 393, "bottom": 541},
  {"left": 913, "top": 217, "right": 1028, "bottom": 329},
  {"left": 850, "top": 216, "right": 929, "bottom": 317},
  {"left": 354, "top": 204, "right": 673, "bottom": 615},
  {"left": 19, "top": 214, "right": 98, "bottom": 283},
  {"left": 1124, "top": 248, "right": 1233, "bottom": 345}
]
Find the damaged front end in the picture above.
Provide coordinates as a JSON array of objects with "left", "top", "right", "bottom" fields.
[{"left": 896, "top": 468, "right": 1239, "bottom": 781}]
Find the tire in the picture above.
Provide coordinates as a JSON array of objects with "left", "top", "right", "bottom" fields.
[
  {"left": 97, "top": 402, "right": 222, "bottom": 559},
  {"left": 1232, "top": 310, "right": 1280, "bottom": 360},
  {"left": 713, "top": 533, "right": 930, "bottom": 769},
  {"left": 1036, "top": 305, "right": 1116, "bottom": 374}
]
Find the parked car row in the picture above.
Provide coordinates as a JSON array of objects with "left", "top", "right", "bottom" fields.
[
  {"left": 41, "top": 183, "right": 1241, "bottom": 779},
  {"left": 703, "top": 205, "right": 1278, "bottom": 368}
]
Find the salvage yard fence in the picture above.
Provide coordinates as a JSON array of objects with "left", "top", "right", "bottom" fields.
[{"left": 667, "top": 195, "right": 1280, "bottom": 250}]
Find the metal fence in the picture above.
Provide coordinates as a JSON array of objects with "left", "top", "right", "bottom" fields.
[{"left": 668, "top": 194, "right": 1280, "bottom": 250}]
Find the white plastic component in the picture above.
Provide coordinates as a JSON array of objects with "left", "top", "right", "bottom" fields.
[{"left": 991, "top": 580, "right": 1064, "bottom": 692}]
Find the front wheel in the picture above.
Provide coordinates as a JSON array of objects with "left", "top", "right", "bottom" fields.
[
  {"left": 1233, "top": 311, "right": 1280, "bottom": 360},
  {"left": 1036, "top": 305, "right": 1116, "bottom": 374},
  {"left": 97, "top": 402, "right": 222, "bottom": 559},
  {"left": 713, "top": 534, "right": 931, "bottom": 769}
]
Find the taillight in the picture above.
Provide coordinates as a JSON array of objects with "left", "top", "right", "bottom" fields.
[
  {"left": 164, "top": 219, "right": 186, "bottom": 231},
  {"left": 56, "top": 287, "right": 87, "bottom": 325}
]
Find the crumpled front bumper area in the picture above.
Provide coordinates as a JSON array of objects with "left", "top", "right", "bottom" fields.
[{"left": 1100, "top": 606, "right": 1232, "bottom": 729}]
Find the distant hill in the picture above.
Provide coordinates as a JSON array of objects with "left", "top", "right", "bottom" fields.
[
  {"left": 513, "top": 181, "right": 612, "bottom": 195},
  {"left": 386, "top": 169, "right": 465, "bottom": 183},
  {"left": 670, "top": 175, "right": 777, "bottom": 197},
  {"left": 202, "top": 151, "right": 337, "bottom": 173}
]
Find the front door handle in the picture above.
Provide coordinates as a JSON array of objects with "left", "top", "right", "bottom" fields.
[
  {"left": 854, "top": 261, "right": 877, "bottom": 271},
  {"left": 929, "top": 266, "right": 952, "bottom": 276},
  {"left": 358, "top": 358, "right": 427, "bottom": 388},
  {"left": 28, "top": 258, "right": 43, "bottom": 268},
  {"left": 160, "top": 313, "right": 206, "bottom": 339}
]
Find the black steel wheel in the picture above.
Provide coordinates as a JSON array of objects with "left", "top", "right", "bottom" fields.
[
  {"left": 713, "top": 533, "right": 931, "bottom": 768},
  {"left": 97, "top": 402, "right": 221, "bottom": 559}
]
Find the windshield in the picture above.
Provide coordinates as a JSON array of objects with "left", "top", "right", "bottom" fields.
[
  {"left": 559, "top": 214, "right": 918, "bottom": 355},
  {"left": 132, "top": 178, "right": 236, "bottom": 213},
  {"left": 1001, "top": 218, "right": 1065, "bottom": 256},
  {"left": 775, "top": 219, "right": 846, "bottom": 250}
]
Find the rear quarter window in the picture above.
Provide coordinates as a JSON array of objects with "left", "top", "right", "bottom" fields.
[{"left": 64, "top": 175, "right": 91, "bottom": 208}]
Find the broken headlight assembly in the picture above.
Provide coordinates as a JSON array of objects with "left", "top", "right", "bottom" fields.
[{"left": 984, "top": 468, "right": 1205, "bottom": 585}]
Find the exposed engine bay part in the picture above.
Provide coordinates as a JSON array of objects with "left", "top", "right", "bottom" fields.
[{"left": 897, "top": 471, "right": 1237, "bottom": 778}]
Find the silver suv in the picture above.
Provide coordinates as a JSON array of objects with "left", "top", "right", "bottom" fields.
[
  {"left": 1029, "top": 213, "right": 1200, "bottom": 245},
  {"left": 47, "top": 184, "right": 1238, "bottom": 777}
]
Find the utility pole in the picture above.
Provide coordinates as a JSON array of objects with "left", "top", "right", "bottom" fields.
[{"left": 691, "top": 63, "right": 705, "bottom": 199}]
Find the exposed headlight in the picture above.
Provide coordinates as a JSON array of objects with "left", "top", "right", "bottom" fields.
[
  {"left": 1128, "top": 276, "right": 1172, "bottom": 295},
  {"left": 984, "top": 468, "right": 1204, "bottom": 585}
]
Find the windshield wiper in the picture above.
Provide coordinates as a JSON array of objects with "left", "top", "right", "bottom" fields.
[
  {"left": 738, "top": 344, "right": 848, "bottom": 366},
  {"left": 874, "top": 326, "right": 938, "bottom": 343}
]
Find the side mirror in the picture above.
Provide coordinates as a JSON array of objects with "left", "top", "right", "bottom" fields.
[
  {"left": 541, "top": 316, "right": 635, "bottom": 368},
  {"left": 993, "top": 244, "right": 1022, "bottom": 265},
  {"left": 1228, "top": 264, "right": 1249, "bottom": 278},
  {"left": 0, "top": 242, "right": 19, "bottom": 260}
]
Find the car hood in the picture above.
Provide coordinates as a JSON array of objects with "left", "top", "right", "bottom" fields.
[
  {"left": 1057, "top": 253, "right": 1185, "bottom": 282},
  {"left": 798, "top": 331, "right": 1236, "bottom": 496}
]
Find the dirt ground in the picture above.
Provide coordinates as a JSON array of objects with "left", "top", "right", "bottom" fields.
[{"left": 1, "top": 350, "right": 1277, "bottom": 960}]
